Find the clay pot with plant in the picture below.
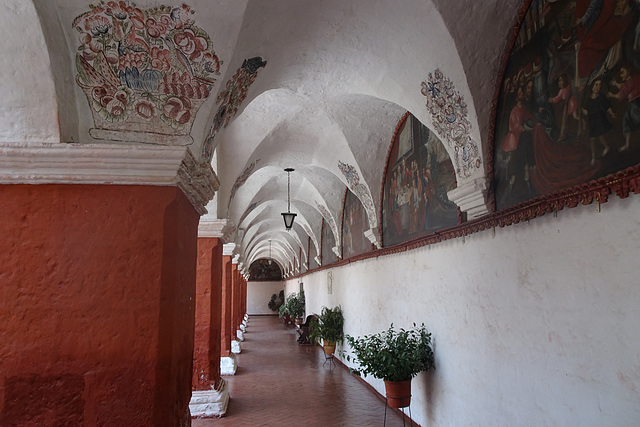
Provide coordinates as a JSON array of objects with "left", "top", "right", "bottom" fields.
[
  {"left": 344, "top": 323, "right": 434, "bottom": 408},
  {"left": 309, "top": 305, "right": 344, "bottom": 355}
]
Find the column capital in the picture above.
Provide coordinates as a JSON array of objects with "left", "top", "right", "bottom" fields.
[
  {"left": 447, "top": 178, "right": 489, "bottom": 219},
  {"left": 198, "top": 219, "right": 236, "bottom": 242},
  {"left": 0, "top": 143, "right": 218, "bottom": 215},
  {"left": 222, "top": 243, "right": 237, "bottom": 257}
]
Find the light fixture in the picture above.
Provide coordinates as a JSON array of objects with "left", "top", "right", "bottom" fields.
[
  {"left": 281, "top": 167, "right": 297, "bottom": 230},
  {"left": 268, "top": 239, "right": 272, "bottom": 265}
]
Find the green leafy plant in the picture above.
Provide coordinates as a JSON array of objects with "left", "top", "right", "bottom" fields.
[
  {"left": 268, "top": 290, "right": 285, "bottom": 312},
  {"left": 344, "top": 323, "right": 434, "bottom": 382},
  {"left": 310, "top": 305, "right": 345, "bottom": 344},
  {"left": 283, "top": 291, "right": 305, "bottom": 319}
]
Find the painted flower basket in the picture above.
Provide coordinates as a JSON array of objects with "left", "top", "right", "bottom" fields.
[{"left": 73, "top": 1, "right": 222, "bottom": 144}]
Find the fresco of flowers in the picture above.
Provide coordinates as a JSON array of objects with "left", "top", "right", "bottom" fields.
[
  {"left": 228, "top": 158, "right": 261, "bottom": 207},
  {"left": 421, "top": 69, "right": 482, "bottom": 178},
  {"left": 338, "top": 161, "right": 377, "bottom": 228},
  {"left": 202, "top": 57, "right": 267, "bottom": 161},
  {"left": 73, "top": 1, "right": 221, "bottom": 134}
]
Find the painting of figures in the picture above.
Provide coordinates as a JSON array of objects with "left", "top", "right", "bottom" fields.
[
  {"left": 248, "top": 259, "right": 282, "bottom": 281},
  {"left": 321, "top": 219, "right": 339, "bottom": 265},
  {"left": 382, "top": 114, "right": 458, "bottom": 247},
  {"left": 495, "top": 0, "right": 640, "bottom": 210},
  {"left": 342, "top": 190, "right": 372, "bottom": 259}
]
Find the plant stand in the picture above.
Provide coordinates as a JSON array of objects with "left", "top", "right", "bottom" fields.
[
  {"left": 322, "top": 351, "right": 335, "bottom": 368},
  {"left": 384, "top": 401, "right": 413, "bottom": 427}
]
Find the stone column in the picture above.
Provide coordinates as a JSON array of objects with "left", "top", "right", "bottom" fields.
[
  {"left": 220, "top": 244, "right": 237, "bottom": 375},
  {"left": 231, "top": 263, "right": 243, "bottom": 349},
  {"left": 0, "top": 184, "right": 199, "bottom": 426},
  {"left": 0, "top": 143, "right": 218, "bottom": 426},
  {"left": 189, "top": 232, "right": 228, "bottom": 418}
]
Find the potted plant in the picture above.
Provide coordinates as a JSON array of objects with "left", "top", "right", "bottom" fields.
[
  {"left": 268, "top": 290, "right": 285, "bottom": 313},
  {"left": 284, "top": 291, "right": 305, "bottom": 324},
  {"left": 278, "top": 297, "right": 292, "bottom": 325},
  {"left": 344, "top": 323, "right": 434, "bottom": 408},
  {"left": 310, "top": 305, "right": 344, "bottom": 355}
]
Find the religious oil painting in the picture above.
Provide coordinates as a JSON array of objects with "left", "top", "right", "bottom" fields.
[
  {"left": 321, "top": 218, "right": 339, "bottom": 265},
  {"left": 495, "top": 0, "right": 640, "bottom": 210},
  {"left": 248, "top": 259, "right": 282, "bottom": 281},
  {"left": 382, "top": 114, "right": 458, "bottom": 247},
  {"left": 342, "top": 190, "right": 372, "bottom": 259}
]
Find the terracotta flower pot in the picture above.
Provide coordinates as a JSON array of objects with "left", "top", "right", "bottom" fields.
[
  {"left": 323, "top": 340, "right": 336, "bottom": 355},
  {"left": 384, "top": 379, "right": 412, "bottom": 408}
]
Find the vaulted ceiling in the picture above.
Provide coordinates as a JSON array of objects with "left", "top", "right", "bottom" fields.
[{"left": 1, "top": 0, "right": 522, "bottom": 276}]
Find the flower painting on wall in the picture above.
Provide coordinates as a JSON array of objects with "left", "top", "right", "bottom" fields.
[
  {"left": 73, "top": 1, "right": 221, "bottom": 144},
  {"left": 382, "top": 114, "right": 458, "bottom": 247},
  {"left": 494, "top": 0, "right": 640, "bottom": 210}
]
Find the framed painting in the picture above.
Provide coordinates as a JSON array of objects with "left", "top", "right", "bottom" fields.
[
  {"left": 248, "top": 259, "right": 282, "bottom": 281},
  {"left": 494, "top": 0, "right": 640, "bottom": 210},
  {"left": 382, "top": 113, "right": 458, "bottom": 247},
  {"left": 342, "top": 190, "right": 372, "bottom": 259},
  {"left": 321, "top": 218, "right": 338, "bottom": 265}
]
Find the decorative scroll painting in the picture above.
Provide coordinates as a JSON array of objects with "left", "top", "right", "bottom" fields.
[
  {"left": 321, "top": 218, "right": 338, "bottom": 265},
  {"left": 338, "top": 161, "right": 377, "bottom": 229},
  {"left": 382, "top": 114, "right": 458, "bottom": 247},
  {"left": 202, "top": 57, "right": 267, "bottom": 162},
  {"left": 228, "top": 158, "right": 261, "bottom": 207},
  {"left": 495, "top": 0, "right": 640, "bottom": 210},
  {"left": 73, "top": 2, "right": 221, "bottom": 143},
  {"left": 342, "top": 190, "right": 372, "bottom": 259},
  {"left": 248, "top": 259, "right": 282, "bottom": 281},
  {"left": 421, "top": 69, "right": 482, "bottom": 178},
  {"left": 308, "top": 236, "right": 319, "bottom": 269}
]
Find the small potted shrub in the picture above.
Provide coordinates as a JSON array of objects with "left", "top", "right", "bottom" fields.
[
  {"left": 268, "top": 290, "right": 285, "bottom": 313},
  {"left": 284, "top": 291, "right": 305, "bottom": 324},
  {"left": 310, "top": 305, "right": 344, "bottom": 355},
  {"left": 344, "top": 323, "right": 434, "bottom": 408}
]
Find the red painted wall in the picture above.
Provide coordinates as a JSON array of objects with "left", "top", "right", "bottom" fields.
[{"left": 0, "top": 184, "right": 198, "bottom": 426}]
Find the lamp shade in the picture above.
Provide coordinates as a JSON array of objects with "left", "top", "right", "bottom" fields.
[{"left": 281, "top": 212, "right": 297, "bottom": 230}]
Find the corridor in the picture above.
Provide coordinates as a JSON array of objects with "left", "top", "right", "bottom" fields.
[{"left": 193, "top": 315, "right": 412, "bottom": 427}]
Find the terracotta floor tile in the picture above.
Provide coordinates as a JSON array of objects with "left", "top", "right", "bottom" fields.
[{"left": 192, "top": 315, "right": 415, "bottom": 427}]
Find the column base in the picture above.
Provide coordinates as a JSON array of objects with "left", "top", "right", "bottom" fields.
[
  {"left": 231, "top": 339, "right": 242, "bottom": 353},
  {"left": 189, "top": 379, "right": 229, "bottom": 418},
  {"left": 220, "top": 354, "right": 237, "bottom": 375},
  {"left": 237, "top": 330, "right": 245, "bottom": 341}
]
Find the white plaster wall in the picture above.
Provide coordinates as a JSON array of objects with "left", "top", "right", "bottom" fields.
[
  {"left": 247, "top": 281, "right": 284, "bottom": 315},
  {"left": 0, "top": 1, "right": 60, "bottom": 143},
  {"left": 287, "top": 196, "right": 640, "bottom": 427}
]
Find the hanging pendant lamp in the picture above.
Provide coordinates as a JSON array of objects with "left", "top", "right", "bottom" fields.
[
  {"left": 281, "top": 168, "right": 297, "bottom": 230},
  {"left": 268, "top": 239, "right": 272, "bottom": 265}
]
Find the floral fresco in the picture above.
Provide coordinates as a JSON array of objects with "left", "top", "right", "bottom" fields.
[
  {"left": 495, "top": 0, "right": 640, "bottom": 210},
  {"left": 342, "top": 190, "right": 371, "bottom": 259},
  {"left": 202, "top": 57, "right": 267, "bottom": 162},
  {"left": 421, "top": 69, "right": 482, "bottom": 179},
  {"left": 382, "top": 114, "right": 458, "bottom": 247},
  {"left": 228, "top": 158, "right": 261, "bottom": 207},
  {"left": 338, "top": 161, "right": 377, "bottom": 229},
  {"left": 73, "top": 1, "right": 221, "bottom": 142}
]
